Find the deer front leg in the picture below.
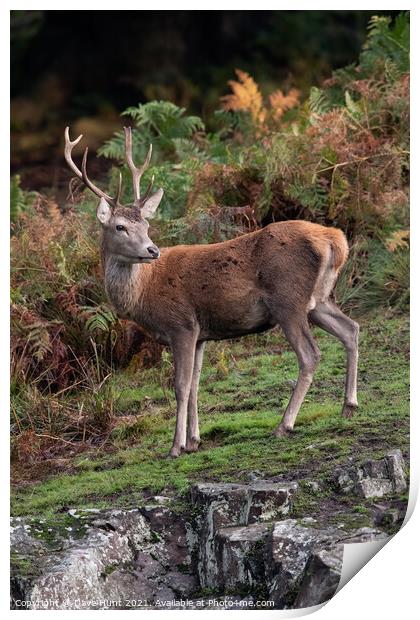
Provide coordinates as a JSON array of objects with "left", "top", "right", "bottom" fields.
[
  {"left": 170, "top": 331, "right": 198, "bottom": 458},
  {"left": 185, "top": 341, "right": 206, "bottom": 453}
]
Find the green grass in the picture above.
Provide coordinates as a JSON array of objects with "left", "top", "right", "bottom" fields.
[{"left": 11, "top": 313, "right": 409, "bottom": 518}]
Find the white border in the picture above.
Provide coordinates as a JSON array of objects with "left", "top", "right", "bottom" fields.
[{"left": 3, "top": 4, "right": 417, "bottom": 619}]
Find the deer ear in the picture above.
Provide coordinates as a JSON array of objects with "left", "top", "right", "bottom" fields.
[
  {"left": 141, "top": 188, "right": 164, "bottom": 219},
  {"left": 97, "top": 197, "right": 112, "bottom": 225}
]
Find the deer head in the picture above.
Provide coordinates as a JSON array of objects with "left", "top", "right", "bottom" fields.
[{"left": 64, "top": 126, "right": 163, "bottom": 263}]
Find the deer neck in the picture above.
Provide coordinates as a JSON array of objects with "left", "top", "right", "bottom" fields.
[{"left": 102, "top": 253, "right": 150, "bottom": 320}]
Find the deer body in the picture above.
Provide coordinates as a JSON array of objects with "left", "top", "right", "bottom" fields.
[
  {"left": 65, "top": 127, "right": 359, "bottom": 458},
  {"left": 103, "top": 221, "right": 344, "bottom": 343}
]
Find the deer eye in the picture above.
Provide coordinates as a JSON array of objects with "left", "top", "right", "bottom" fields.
[{"left": 116, "top": 225, "right": 126, "bottom": 232}]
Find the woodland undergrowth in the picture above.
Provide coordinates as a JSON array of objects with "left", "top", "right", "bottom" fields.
[{"left": 11, "top": 14, "right": 409, "bottom": 468}]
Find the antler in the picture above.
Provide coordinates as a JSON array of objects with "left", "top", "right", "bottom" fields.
[
  {"left": 64, "top": 127, "right": 122, "bottom": 208},
  {"left": 124, "top": 126, "right": 153, "bottom": 206}
]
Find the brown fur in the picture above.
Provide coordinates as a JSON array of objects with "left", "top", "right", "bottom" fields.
[
  {"left": 64, "top": 125, "right": 357, "bottom": 458},
  {"left": 99, "top": 218, "right": 358, "bottom": 457},
  {"left": 109, "top": 220, "right": 348, "bottom": 344}
]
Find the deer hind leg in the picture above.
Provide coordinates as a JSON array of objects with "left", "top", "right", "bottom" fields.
[
  {"left": 309, "top": 300, "right": 359, "bottom": 418},
  {"left": 185, "top": 341, "right": 206, "bottom": 453},
  {"left": 170, "top": 331, "right": 198, "bottom": 458},
  {"left": 275, "top": 319, "right": 321, "bottom": 437}
]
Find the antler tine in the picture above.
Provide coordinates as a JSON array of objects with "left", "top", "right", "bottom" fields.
[
  {"left": 140, "top": 174, "right": 155, "bottom": 206},
  {"left": 116, "top": 171, "right": 123, "bottom": 206},
  {"left": 81, "top": 147, "right": 116, "bottom": 206},
  {"left": 124, "top": 126, "right": 139, "bottom": 202},
  {"left": 64, "top": 127, "right": 120, "bottom": 207},
  {"left": 64, "top": 126, "right": 84, "bottom": 179},
  {"left": 141, "top": 144, "right": 153, "bottom": 176},
  {"left": 124, "top": 126, "right": 153, "bottom": 205}
]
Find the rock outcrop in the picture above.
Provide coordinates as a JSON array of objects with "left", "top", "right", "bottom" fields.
[
  {"left": 11, "top": 450, "right": 407, "bottom": 610},
  {"left": 189, "top": 481, "right": 298, "bottom": 587},
  {"left": 331, "top": 449, "right": 407, "bottom": 498},
  {"left": 189, "top": 480, "right": 387, "bottom": 608},
  {"left": 267, "top": 521, "right": 387, "bottom": 608},
  {"left": 11, "top": 501, "right": 198, "bottom": 610}
]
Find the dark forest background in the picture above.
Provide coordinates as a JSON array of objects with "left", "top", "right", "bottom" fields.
[
  {"left": 11, "top": 11, "right": 409, "bottom": 478},
  {"left": 11, "top": 10, "right": 396, "bottom": 191}
]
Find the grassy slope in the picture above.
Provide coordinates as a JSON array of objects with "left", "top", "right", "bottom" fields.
[{"left": 11, "top": 313, "right": 409, "bottom": 521}]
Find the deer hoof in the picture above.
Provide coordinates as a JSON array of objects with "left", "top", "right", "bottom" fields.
[
  {"left": 169, "top": 446, "right": 182, "bottom": 458},
  {"left": 185, "top": 438, "right": 200, "bottom": 453},
  {"left": 274, "top": 425, "right": 293, "bottom": 439},
  {"left": 342, "top": 404, "right": 358, "bottom": 419}
]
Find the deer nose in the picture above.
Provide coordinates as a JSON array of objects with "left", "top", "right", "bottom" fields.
[{"left": 146, "top": 245, "right": 160, "bottom": 259}]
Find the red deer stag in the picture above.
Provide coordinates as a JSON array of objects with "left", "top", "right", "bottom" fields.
[{"left": 64, "top": 127, "right": 359, "bottom": 457}]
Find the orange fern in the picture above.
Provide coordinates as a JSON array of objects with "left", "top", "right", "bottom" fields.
[
  {"left": 385, "top": 229, "right": 410, "bottom": 252},
  {"left": 221, "top": 70, "right": 300, "bottom": 129},
  {"left": 221, "top": 69, "right": 265, "bottom": 125},
  {"left": 269, "top": 88, "right": 300, "bottom": 119}
]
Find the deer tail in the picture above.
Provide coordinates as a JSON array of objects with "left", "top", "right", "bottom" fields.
[{"left": 328, "top": 228, "right": 349, "bottom": 272}]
